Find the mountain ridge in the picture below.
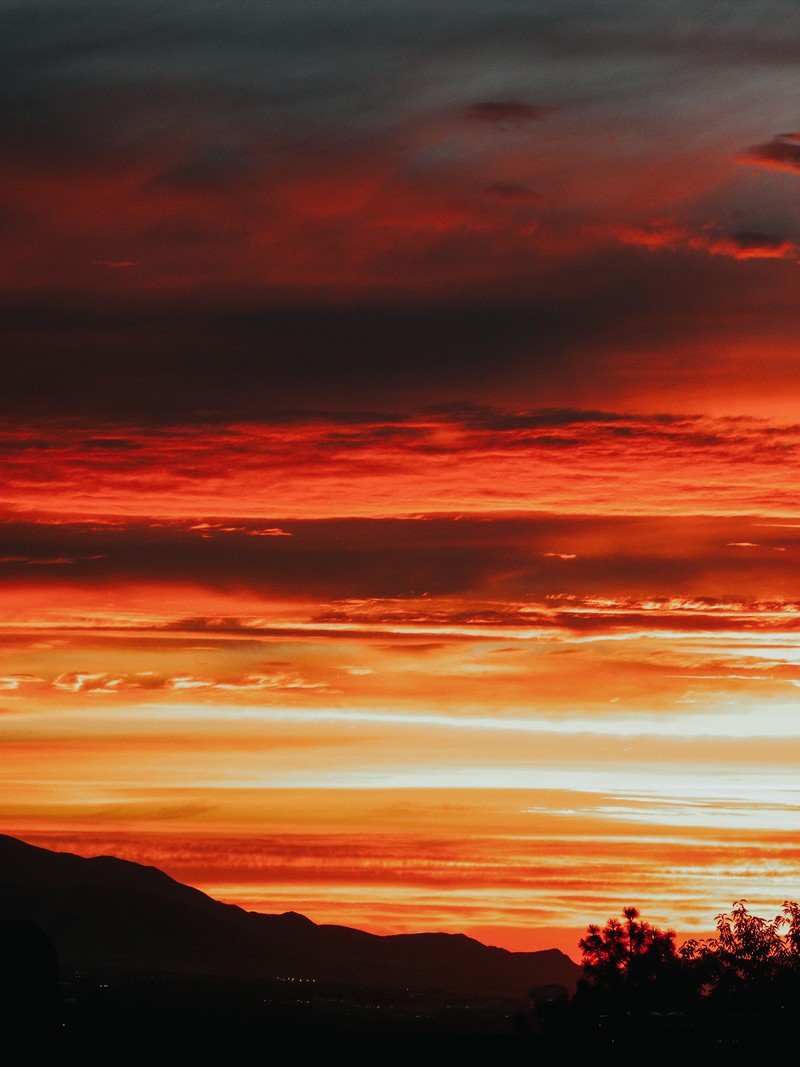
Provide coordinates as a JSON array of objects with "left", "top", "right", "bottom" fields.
[{"left": 0, "top": 832, "right": 581, "bottom": 1000}]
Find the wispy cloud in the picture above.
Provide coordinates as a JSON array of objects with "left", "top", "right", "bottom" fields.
[
  {"left": 739, "top": 132, "right": 800, "bottom": 172},
  {"left": 610, "top": 221, "right": 798, "bottom": 261}
]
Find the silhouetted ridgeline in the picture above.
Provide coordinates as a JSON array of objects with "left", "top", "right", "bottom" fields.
[{"left": 0, "top": 833, "right": 579, "bottom": 1042}]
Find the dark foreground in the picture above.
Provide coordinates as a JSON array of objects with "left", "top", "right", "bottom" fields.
[{"left": 11, "top": 970, "right": 800, "bottom": 1064}]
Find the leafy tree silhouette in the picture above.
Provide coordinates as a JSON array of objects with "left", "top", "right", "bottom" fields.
[
  {"left": 575, "top": 906, "right": 684, "bottom": 1013},
  {"left": 572, "top": 898, "right": 800, "bottom": 1029},
  {"left": 559, "top": 902, "right": 800, "bottom": 1052},
  {"left": 679, "top": 899, "right": 800, "bottom": 1010}
]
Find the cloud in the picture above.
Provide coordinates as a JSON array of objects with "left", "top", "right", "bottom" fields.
[
  {"left": 0, "top": 674, "right": 45, "bottom": 690},
  {"left": 7, "top": 224, "right": 800, "bottom": 424},
  {"left": 53, "top": 672, "right": 110, "bottom": 692},
  {"left": 611, "top": 221, "right": 798, "bottom": 261},
  {"left": 47, "top": 667, "right": 328, "bottom": 694},
  {"left": 90, "top": 260, "right": 141, "bottom": 270},
  {"left": 5, "top": 10, "right": 800, "bottom": 470},
  {"left": 0, "top": 554, "right": 106, "bottom": 566},
  {"left": 309, "top": 594, "right": 800, "bottom": 639},
  {"left": 7, "top": 502, "right": 800, "bottom": 614},
  {"left": 149, "top": 147, "right": 253, "bottom": 192},
  {"left": 739, "top": 133, "right": 800, "bottom": 172},
  {"left": 6, "top": 9, "right": 800, "bottom": 428},
  {"left": 188, "top": 523, "right": 292, "bottom": 538},
  {"left": 463, "top": 101, "right": 551, "bottom": 123},
  {"left": 6, "top": 408, "right": 800, "bottom": 527},
  {"left": 481, "top": 182, "right": 539, "bottom": 202},
  {"left": 727, "top": 231, "right": 797, "bottom": 259}
]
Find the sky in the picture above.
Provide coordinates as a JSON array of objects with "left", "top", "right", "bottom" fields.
[{"left": 4, "top": 0, "right": 800, "bottom": 959}]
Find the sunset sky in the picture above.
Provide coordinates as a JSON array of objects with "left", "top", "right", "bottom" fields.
[{"left": 5, "top": 0, "right": 800, "bottom": 959}]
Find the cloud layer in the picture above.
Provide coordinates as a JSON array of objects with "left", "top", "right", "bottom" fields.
[{"left": 6, "top": 0, "right": 800, "bottom": 956}]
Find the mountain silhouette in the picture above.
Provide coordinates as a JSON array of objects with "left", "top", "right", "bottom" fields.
[{"left": 0, "top": 834, "right": 580, "bottom": 1003}]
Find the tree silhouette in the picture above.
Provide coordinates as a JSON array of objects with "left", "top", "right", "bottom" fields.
[
  {"left": 574, "top": 898, "right": 800, "bottom": 1023},
  {"left": 576, "top": 906, "right": 682, "bottom": 1012},
  {"left": 679, "top": 899, "right": 800, "bottom": 1009},
  {"left": 561, "top": 900, "right": 800, "bottom": 1052}
]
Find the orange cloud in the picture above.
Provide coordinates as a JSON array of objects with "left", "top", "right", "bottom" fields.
[
  {"left": 611, "top": 221, "right": 798, "bottom": 261},
  {"left": 3, "top": 410, "right": 800, "bottom": 522}
]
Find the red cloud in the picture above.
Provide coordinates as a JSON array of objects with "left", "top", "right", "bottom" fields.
[
  {"left": 610, "top": 221, "right": 797, "bottom": 261},
  {"left": 739, "top": 133, "right": 800, "bottom": 173}
]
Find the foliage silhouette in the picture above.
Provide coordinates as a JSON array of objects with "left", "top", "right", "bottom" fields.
[
  {"left": 574, "top": 906, "right": 686, "bottom": 1013},
  {"left": 573, "top": 900, "right": 800, "bottom": 1020},
  {"left": 679, "top": 899, "right": 800, "bottom": 1010}
]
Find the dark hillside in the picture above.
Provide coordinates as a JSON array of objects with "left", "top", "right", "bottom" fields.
[{"left": 0, "top": 833, "right": 580, "bottom": 1001}]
